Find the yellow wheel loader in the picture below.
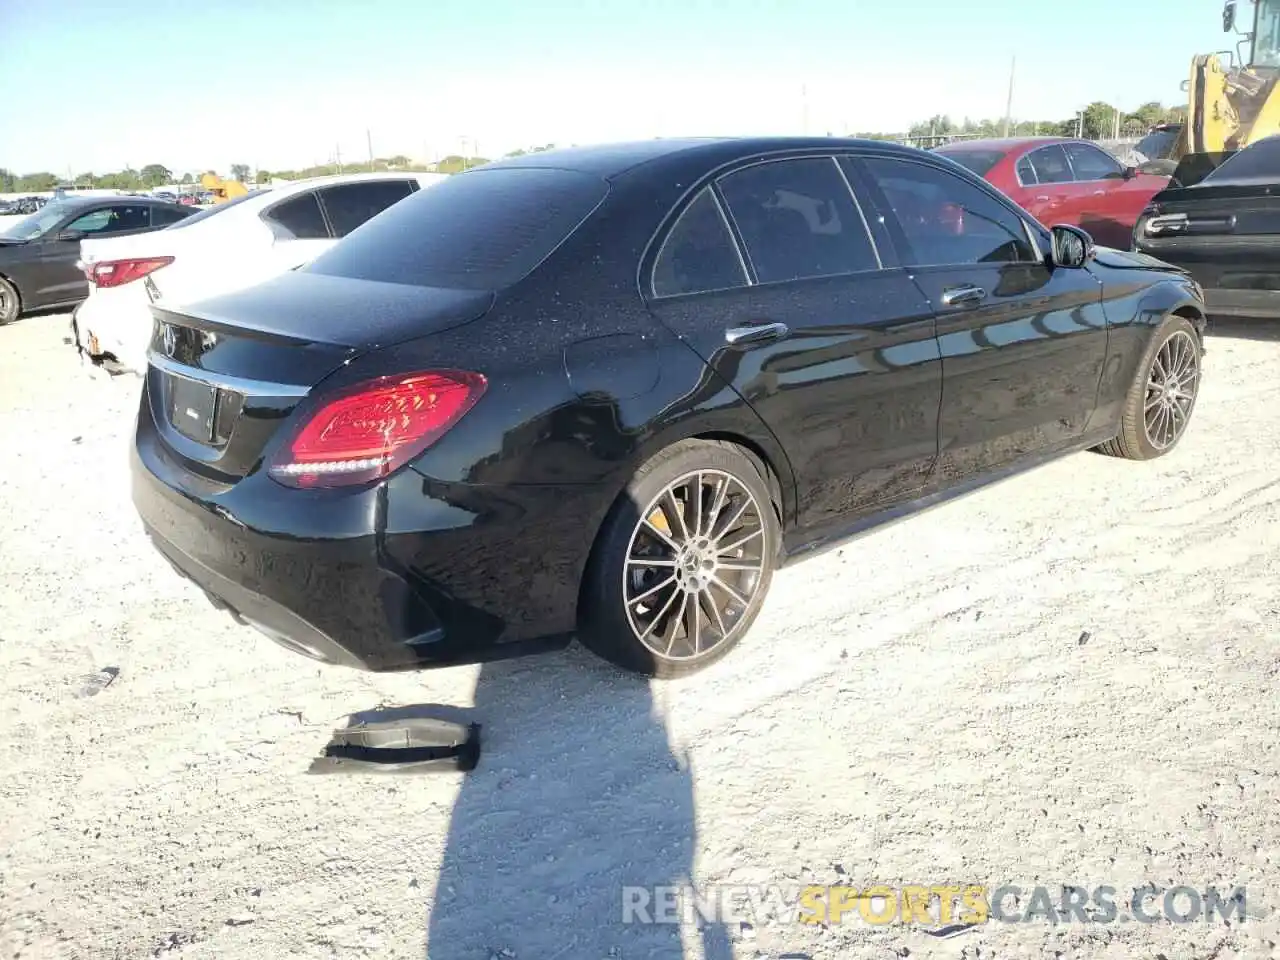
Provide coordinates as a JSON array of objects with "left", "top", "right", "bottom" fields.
[{"left": 1171, "top": 0, "right": 1280, "bottom": 181}]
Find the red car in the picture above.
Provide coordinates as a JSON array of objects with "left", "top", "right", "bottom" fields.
[{"left": 933, "top": 137, "right": 1169, "bottom": 249}]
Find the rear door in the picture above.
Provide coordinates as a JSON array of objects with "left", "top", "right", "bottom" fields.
[
  {"left": 1011, "top": 143, "right": 1080, "bottom": 225},
  {"left": 645, "top": 154, "right": 942, "bottom": 543},
  {"left": 849, "top": 152, "right": 1110, "bottom": 480},
  {"left": 35, "top": 203, "right": 153, "bottom": 301}
]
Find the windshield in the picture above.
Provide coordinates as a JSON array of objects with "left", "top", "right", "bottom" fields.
[
  {"left": 0, "top": 201, "right": 76, "bottom": 241},
  {"left": 164, "top": 189, "right": 266, "bottom": 229},
  {"left": 934, "top": 149, "right": 1006, "bottom": 177},
  {"left": 1254, "top": 0, "right": 1280, "bottom": 66},
  {"left": 1135, "top": 128, "right": 1180, "bottom": 161}
]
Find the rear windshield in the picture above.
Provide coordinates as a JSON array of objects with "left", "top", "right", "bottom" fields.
[
  {"left": 1200, "top": 136, "right": 1280, "bottom": 184},
  {"left": 305, "top": 167, "right": 610, "bottom": 290},
  {"left": 165, "top": 189, "right": 267, "bottom": 229},
  {"left": 934, "top": 149, "right": 1006, "bottom": 177}
]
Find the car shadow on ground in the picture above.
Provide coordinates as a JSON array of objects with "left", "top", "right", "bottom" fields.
[
  {"left": 343, "top": 648, "right": 732, "bottom": 959},
  {"left": 1207, "top": 316, "right": 1280, "bottom": 343}
]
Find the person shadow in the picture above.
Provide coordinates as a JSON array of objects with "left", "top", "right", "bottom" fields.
[{"left": 419, "top": 647, "right": 735, "bottom": 959}]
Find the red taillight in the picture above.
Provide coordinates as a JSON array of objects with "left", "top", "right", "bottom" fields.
[
  {"left": 267, "top": 371, "right": 487, "bottom": 489},
  {"left": 90, "top": 256, "right": 174, "bottom": 288}
]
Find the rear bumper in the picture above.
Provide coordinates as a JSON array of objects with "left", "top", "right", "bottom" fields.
[
  {"left": 76, "top": 287, "right": 151, "bottom": 371},
  {"left": 131, "top": 417, "right": 599, "bottom": 671}
]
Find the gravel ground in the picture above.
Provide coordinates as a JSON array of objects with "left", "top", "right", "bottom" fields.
[{"left": 1, "top": 312, "right": 1278, "bottom": 960}]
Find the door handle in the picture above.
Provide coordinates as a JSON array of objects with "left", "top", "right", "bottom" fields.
[
  {"left": 939, "top": 284, "right": 987, "bottom": 307},
  {"left": 1093, "top": 190, "right": 1106, "bottom": 196},
  {"left": 725, "top": 322, "right": 790, "bottom": 345},
  {"left": 1035, "top": 195, "right": 1051, "bottom": 202}
]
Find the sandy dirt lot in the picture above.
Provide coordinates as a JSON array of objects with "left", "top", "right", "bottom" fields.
[{"left": 1, "top": 312, "right": 1278, "bottom": 960}]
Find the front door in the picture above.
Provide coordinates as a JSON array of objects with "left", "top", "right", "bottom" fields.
[
  {"left": 848, "top": 153, "right": 1111, "bottom": 481},
  {"left": 36, "top": 203, "right": 156, "bottom": 302},
  {"left": 644, "top": 155, "right": 942, "bottom": 544}
]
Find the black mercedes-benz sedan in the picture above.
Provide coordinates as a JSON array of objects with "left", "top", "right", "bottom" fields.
[
  {"left": 1133, "top": 134, "right": 1280, "bottom": 319},
  {"left": 0, "top": 194, "right": 194, "bottom": 323},
  {"left": 132, "top": 136, "right": 1207, "bottom": 679}
]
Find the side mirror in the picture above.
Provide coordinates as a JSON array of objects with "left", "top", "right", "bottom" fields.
[
  {"left": 1051, "top": 224, "right": 1096, "bottom": 269},
  {"left": 55, "top": 229, "right": 85, "bottom": 242},
  {"left": 1224, "top": 0, "right": 1236, "bottom": 32},
  {"left": 1122, "top": 165, "right": 1138, "bottom": 180}
]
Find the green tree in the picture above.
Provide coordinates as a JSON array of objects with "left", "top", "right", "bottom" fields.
[
  {"left": 1081, "top": 101, "right": 1119, "bottom": 139},
  {"left": 140, "top": 164, "right": 172, "bottom": 188},
  {"left": 181, "top": 172, "right": 194, "bottom": 184},
  {"left": 230, "top": 163, "right": 250, "bottom": 182},
  {"left": 256, "top": 169, "right": 271, "bottom": 183},
  {"left": 386, "top": 155, "right": 411, "bottom": 168},
  {"left": 17, "top": 172, "right": 58, "bottom": 191},
  {"left": 0, "top": 168, "right": 15, "bottom": 192}
]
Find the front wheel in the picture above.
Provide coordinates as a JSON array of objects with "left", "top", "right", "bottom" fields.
[
  {"left": 0, "top": 276, "right": 19, "bottom": 325},
  {"left": 578, "top": 439, "right": 780, "bottom": 678},
  {"left": 1096, "top": 314, "right": 1202, "bottom": 460}
]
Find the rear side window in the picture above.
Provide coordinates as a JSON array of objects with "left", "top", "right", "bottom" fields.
[
  {"left": 1027, "top": 145, "right": 1073, "bottom": 184},
  {"left": 936, "top": 150, "right": 1005, "bottom": 177},
  {"left": 651, "top": 188, "right": 748, "bottom": 297},
  {"left": 306, "top": 167, "right": 608, "bottom": 290},
  {"left": 319, "top": 180, "right": 415, "bottom": 237},
  {"left": 717, "top": 157, "right": 879, "bottom": 283},
  {"left": 1016, "top": 155, "right": 1037, "bottom": 185},
  {"left": 263, "top": 191, "right": 329, "bottom": 240}
]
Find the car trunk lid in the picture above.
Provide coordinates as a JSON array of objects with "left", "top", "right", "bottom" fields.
[{"left": 144, "top": 271, "right": 494, "bottom": 481}]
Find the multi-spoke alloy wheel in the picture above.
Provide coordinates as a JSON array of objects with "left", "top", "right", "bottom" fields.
[
  {"left": 1143, "top": 329, "right": 1199, "bottom": 450},
  {"left": 623, "top": 470, "right": 766, "bottom": 661},
  {"left": 579, "top": 440, "right": 778, "bottom": 678},
  {"left": 1096, "top": 314, "right": 1203, "bottom": 462}
]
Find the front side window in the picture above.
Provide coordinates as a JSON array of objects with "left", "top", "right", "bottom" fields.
[
  {"left": 717, "top": 157, "right": 879, "bottom": 283},
  {"left": 860, "top": 156, "right": 1038, "bottom": 266},
  {"left": 1026, "top": 145, "right": 1073, "bottom": 184},
  {"left": 651, "top": 188, "right": 748, "bottom": 298},
  {"left": 262, "top": 191, "right": 329, "bottom": 241},
  {"left": 66, "top": 205, "right": 150, "bottom": 235},
  {"left": 1063, "top": 142, "right": 1124, "bottom": 181},
  {"left": 318, "top": 180, "right": 415, "bottom": 238}
]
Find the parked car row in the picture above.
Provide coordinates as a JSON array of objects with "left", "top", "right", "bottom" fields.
[
  {"left": 0, "top": 196, "right": 48, "bottom": 215},
  {"left": 124, "top": 136, "right": 1208, "bottom": 679}
]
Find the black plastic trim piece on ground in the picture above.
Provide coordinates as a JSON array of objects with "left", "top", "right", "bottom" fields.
[{"left": 308, "top": 718, "right": 481, "bottom": 774}]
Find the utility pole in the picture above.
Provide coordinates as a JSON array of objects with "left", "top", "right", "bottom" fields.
[
  {"left": 335, "top": 144, "right": 343, "bottom": 174},
  {"left": 1076, "top": 111, "right": 1083, "bottom": 138},
  {"left": 367, "top": 129, "right": 374, "bottom": 171},
  {"left": 1002, "top": 56, "right": 1016, "bottom": 138}
]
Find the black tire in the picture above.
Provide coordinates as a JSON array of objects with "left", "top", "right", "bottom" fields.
[
  {"left": 1096, "top": 313, "right": 1202, "bottom": 460},
  {"left": 578, "top": 439, "right": 780, "bottom": 679},
  {"left": 0, "top": 276, "right": 19, "bottom": 325}
]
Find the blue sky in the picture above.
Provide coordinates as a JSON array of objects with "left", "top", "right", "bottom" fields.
[{"left": 0, "top": 0, "right": 1223, "bottom": 176}]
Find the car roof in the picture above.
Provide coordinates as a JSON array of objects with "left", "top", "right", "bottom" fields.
[
  {"left": 477, "top": 136, "right": 935, "bottom": 178},
  {"left": 935, "top": 137, "right": 1069, "bottom": 153}
]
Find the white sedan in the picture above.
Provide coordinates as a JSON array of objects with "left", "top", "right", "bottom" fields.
[{"left": 73, "top": 171, "right": 446, "bottom": 373}]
